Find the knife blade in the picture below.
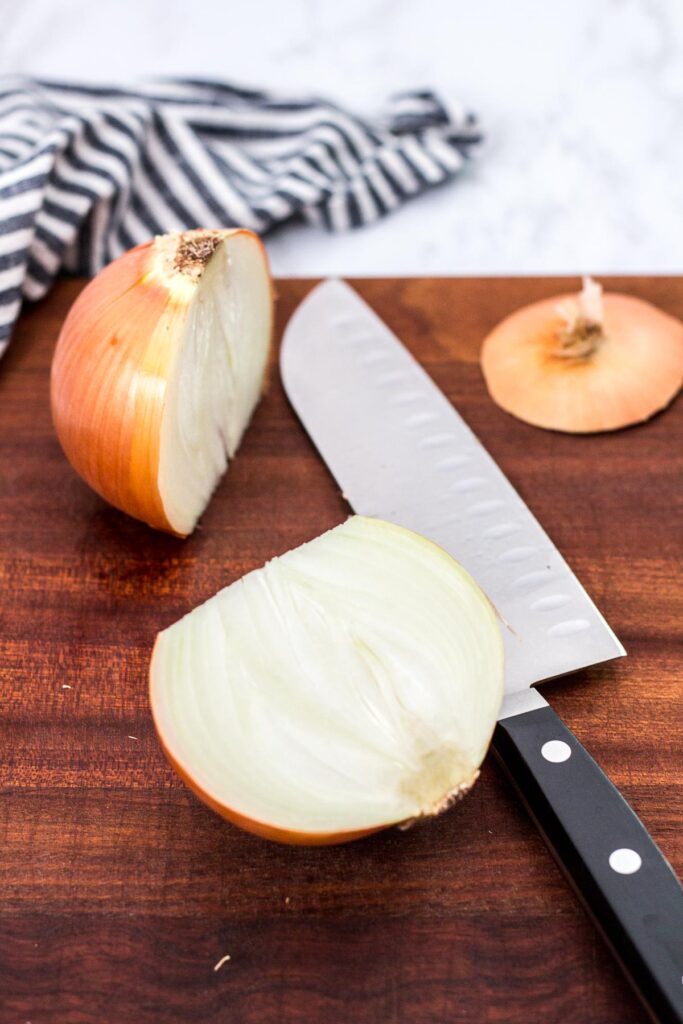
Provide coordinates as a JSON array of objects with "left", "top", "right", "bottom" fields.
[
  {"left": 280, "top": 277, "right": 624, "bottom": 709},
  {"left": 280, "top": 278, "right": 683, "bottom": 1024}
]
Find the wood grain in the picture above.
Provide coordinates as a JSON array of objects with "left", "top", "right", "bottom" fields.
[{"left": 0, "top": 276, "right": 681, "bottom": 1024}]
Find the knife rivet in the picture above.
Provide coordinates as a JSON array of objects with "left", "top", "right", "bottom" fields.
[
  {"left": 541, "top": 740, "right": 572, "bottom": 763},
  {"left": 608, "top": 848, "right": 642, "bottom": 875}
]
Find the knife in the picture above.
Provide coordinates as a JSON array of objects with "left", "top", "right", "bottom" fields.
[{"left": 280, "top": 278, "right": 683, "bottom": 1024}]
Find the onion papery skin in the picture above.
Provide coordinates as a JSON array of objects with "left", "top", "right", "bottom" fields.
[
  {"left": 481, "top": 290, "right": 683, "bottom": 433},
  {"left": 149, "top": 516, "right": 504, "bottom": 845},
  {"left": 51, "top": 228, "right": 273, "bottom": 535}
]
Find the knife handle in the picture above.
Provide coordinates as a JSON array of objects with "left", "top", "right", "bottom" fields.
[{"left": 492, "top": 704, "right": 683, "bottom": 1024}]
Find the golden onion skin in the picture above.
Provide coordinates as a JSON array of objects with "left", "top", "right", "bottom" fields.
[{"left": 481, "top": 291, "right": 683, "bottom": 433}]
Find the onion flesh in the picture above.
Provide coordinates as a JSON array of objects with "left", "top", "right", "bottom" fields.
[
  {"left": 157, "top": 232, "right": 272, "bottom": 535},
  {"left": 150, "top": 516, "right": 504, "bottom": 845}
]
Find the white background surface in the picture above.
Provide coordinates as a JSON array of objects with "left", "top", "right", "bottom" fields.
[{"left": 3, "top": 0, "right": 682, "bottom": 276}]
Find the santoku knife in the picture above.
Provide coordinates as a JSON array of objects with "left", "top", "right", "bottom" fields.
[{"left": 280, "top": 278, "right": 683, "bottom": 1024}]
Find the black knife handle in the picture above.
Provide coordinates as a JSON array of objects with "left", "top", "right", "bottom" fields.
[{"left": 492, "top": 704, "right": 683, "bottom": 1024}]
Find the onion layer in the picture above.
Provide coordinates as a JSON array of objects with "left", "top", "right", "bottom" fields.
[
  {"left": 150, "top": 516, "right": 504, "bottom": 845},
  {"left": 51, "top": 228, "right": 273, "bottom": 535},
  {"left": 481, "top": 278, "right": 683, "bottom": 433}
]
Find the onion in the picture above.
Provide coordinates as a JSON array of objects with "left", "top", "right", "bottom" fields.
[
  {"left": 481, "top": 277, "right": 683, "bottom": 433},
  {"left": 51, "top": 228, "right": 273, "bottom": 535},
  {"left": 150, "top": 516, "right": 504, "bottom": 845}
]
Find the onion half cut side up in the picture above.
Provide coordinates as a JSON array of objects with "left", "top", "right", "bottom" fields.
[
  {"left": 51, "top": 228, "right": 273, "bottom": 535},
  {"left": 150, "top": 516, "right": 504, "bottom": 845},
  {"left": 481, "top": 277, "right": 683, "bottom": 433}
]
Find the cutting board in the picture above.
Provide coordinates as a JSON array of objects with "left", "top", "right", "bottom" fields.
[{"left": 1, "top": 276, "right": 681, "bottom": 1024}]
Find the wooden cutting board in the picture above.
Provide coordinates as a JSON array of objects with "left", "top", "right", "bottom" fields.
[{"left": 1, "top": 276, "right": 681, "bottom": 1024}]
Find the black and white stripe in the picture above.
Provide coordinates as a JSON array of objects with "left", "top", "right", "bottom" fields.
[{"left": 0, "top": 78, "right": 481, "bottom": 352}]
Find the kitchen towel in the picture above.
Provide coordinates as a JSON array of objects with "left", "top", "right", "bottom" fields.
[{"left": 0, "top": 78, "right": 481, "bottom": 353}]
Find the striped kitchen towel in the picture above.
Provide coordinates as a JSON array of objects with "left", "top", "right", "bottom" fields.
[{"left": 0, "top": 78, "right": 481, "bottom": 353}]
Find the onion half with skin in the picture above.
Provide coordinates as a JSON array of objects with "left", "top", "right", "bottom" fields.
[
  {"left": 51, "top": 228, "right": 273, "bottom": 535},
  {"left": 150, "top": 516, "right": 504, "bottom": 845},
  {"left": 481, "top": 277, "right": 683, "bottom": 433}
]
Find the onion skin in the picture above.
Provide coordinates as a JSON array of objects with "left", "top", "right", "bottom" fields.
[
  {"left": 481, "top": 289, "right": 683, "bottom": 433},
  {"left": 50, "top": 229, "right": 272, "bottom": 535}
]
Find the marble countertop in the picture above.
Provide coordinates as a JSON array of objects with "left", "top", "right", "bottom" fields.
[{"left": 3, "top": 0, "right": 682, "bottom": 277}]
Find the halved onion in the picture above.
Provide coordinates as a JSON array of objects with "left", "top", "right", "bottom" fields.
[
  {"left": 150, "top": 516, "right": 504, "bottom": 845},
  {"left": 481, "top": 277, "right": 683, "bottom": 432},
  {"left": 51, "top": 228, "right": 273, "bottom": 535}
]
